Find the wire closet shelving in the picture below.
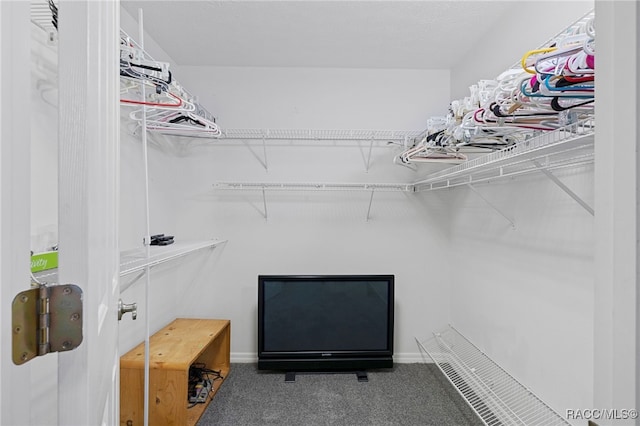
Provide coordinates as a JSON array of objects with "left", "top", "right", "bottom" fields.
[
  {"left": 219, "top": 128, "right": 423, "bottom": 144},
  {"left": 30, "top": 0, "right": 57, "bottom": 40},
  {"left": 119, "top": 239, "right": 226, "bottom": 276},
  {"left": 213, "top": 182, "right": 414, "bottom": 192},
  {"left": 33, "top": 240, "right": 226, "bottom": 290},
  {"left": 417, "top": 326, "right": 571, "bottom": 426},
  {"left": 213, "top": 118, "right": 594, "bottom": 193},
  {"left": 412, "top": 117, "right": 594, "bottom": 192}
]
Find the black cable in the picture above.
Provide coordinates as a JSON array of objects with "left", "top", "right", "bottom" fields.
[{"left": 187, "top": 363, "right": 224, "bottom": 408}]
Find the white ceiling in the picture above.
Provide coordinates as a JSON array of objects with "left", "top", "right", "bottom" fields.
[{"left": 121, "top": 1, "right": 517, "bottom": 69}]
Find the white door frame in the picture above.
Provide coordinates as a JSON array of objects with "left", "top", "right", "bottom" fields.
[{"left": 594, "top": 0, "right": 639, "bottom": 417}]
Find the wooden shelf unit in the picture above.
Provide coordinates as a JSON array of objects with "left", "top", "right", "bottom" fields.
[{"left": 120, "top": 318, "right": 231, "bottom": 426}]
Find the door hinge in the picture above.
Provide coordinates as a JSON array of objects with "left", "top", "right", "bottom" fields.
[{"left": 12, "top": 284, "right": 83, "bottom": 365}]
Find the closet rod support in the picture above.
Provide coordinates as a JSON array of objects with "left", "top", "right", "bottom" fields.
[
  {"left": 467, "top": 184, "right": 515, "bottom": 229},
  {"left": 531, "top": 160, "right": 594, "bottom": 216}
]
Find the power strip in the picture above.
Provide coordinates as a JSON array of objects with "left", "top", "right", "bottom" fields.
[{"left": 188, "top": 379, "right": 211, "bottom": 403}]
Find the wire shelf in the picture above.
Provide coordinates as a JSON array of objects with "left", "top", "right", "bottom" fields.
[
  {"left": 33, "top": 240, "right": 226, "bottom": 287},
  {"left": 30, "top": 0, "right": 57, "bottom": 40},
  {"left": 413, "top": 118, "right": 594, "bottom": 191},
  {"left": 219, "top": 128, "right": 423, "bottom": 143},
  {"left": 417, "top": 326, "right": 570, "bottom": 426},
  {"left": 213, "top": 181, "right": 414, "bottom": 192},
  {"left": 119, "top": 239, "right": 226, "bottom": 276},
  {"left": 120, "top": 29, "right": 221, "bottom": 138}
]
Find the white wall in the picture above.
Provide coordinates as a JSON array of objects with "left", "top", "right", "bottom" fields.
[
  {"left": 113, "top": 23, "right": 457, "bottom": 360},
  {"left": 443, "top": 169, "right": 594, "bottom": 421},
  {"left": 118, "top": 7, "right": 186, "bottom": 351},
  {"left": 119, "top": 3, "right": 603, "bottom": 419},
  {"left": 446, "top": 1, "right": 596, "bottom": 421},
  {"left": 171, "top": 143, "right": 454, "bottom": 362},
  {"left": 120, "top": 6, "right": 174, "bottom": 65},
  {"left": 117, "top": 122, "right": 186, "bottom": 350},
  {"left": 177, "top": 66, "right": 450, "bottom": 130},
  {"left": 161, "top": 65, "right": 454, "bottom": 362}
]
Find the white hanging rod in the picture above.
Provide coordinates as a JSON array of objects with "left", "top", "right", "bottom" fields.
[
  {"left": 219, "top": 129, "right": 423, "bottom": 143},
  {"left": 213, "top": 181, "right": 415, "bottom": 192}
]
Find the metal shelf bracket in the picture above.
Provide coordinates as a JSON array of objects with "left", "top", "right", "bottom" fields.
[
  {"left": 366, "top": 188, "right": 375, "bottom": 221},
  {"left": 242, "top": 137, "right": 269, "bottom": 171},
  {"left": 213, "top": 182, "right": 414, "bottom": 222},
  {"left": 359, "top": 136, "right": 374, "bottom": 172},
  {"left": 532, "top": 159, "right": 594, "bottom": 216},
  {"left": 467, "top": 184, "right": 516, "bottom": 230},
  {"left": 218, "top": 129, "right": 424, "bottom": 173},
  {"left": 261, "top": 187, "right": 268, "bottom": 221}
]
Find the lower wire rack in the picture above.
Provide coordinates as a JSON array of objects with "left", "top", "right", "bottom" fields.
[{"left": 416, "top": 326, "right": 570, "bottom": 426}]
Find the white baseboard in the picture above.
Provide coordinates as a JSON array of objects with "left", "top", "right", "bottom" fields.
[
  {"left": 231, "top": 352, "right": 258, "bottom": 363},
  {"left": 230, "top": 352, "right": 432, "bottom": 364},
  {"left": 393, "top": 352, "right": 432, "bottom": 364}
]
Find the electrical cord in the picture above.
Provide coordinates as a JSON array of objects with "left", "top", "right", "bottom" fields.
[{"left": 187, "top": 363, "right": 224, "bottom": 408}]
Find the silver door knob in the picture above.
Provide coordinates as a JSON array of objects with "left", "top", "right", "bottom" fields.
[{"left": 118, "top": 299, "right": 137, "bottom": 321}]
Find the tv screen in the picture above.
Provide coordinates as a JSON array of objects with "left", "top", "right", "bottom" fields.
[{"left": 258, "top": 275, "right": 394, "bottom": 374}]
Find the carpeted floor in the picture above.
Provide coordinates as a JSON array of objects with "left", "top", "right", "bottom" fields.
[{"left": 197, "top": 363, "right": 483, "bottom": 426}]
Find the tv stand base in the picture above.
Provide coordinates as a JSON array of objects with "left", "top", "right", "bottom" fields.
[
  {"left": 356, "top": 371, "right": 368, "bottom": 382},
  {"left": 283, "top": 371, "right": 368, "bottom": 382},
  {"left": 284, "top": 371, "right": 296, "bottom": 383}
]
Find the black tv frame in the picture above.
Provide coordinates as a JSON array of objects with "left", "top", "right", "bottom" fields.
[{"left": 257, "top": 274, "right": 394, "bottom": 381}]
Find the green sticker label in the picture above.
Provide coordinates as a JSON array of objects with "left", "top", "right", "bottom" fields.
[{"left": 31, "top": 251, "right": 58, "bottom": 273}]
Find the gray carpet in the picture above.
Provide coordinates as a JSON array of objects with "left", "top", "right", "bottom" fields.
[{"left": 197, "top": 363, "right": 483, "bottom": 426}]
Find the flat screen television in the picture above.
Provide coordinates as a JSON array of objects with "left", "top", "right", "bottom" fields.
[{"left": 258, "top": 275, "right": 394, "bottom": 375}]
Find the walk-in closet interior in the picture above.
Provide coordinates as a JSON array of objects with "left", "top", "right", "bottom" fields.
[{"left": 2, "top": 0, "right": 638, "bottom": 425}]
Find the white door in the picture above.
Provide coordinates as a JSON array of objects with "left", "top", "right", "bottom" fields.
[
  {"left": 1, "top": 2, "right": 35, "bottom": 424},
  {"left": 1, "top": 1, "right": 121, "bottom": 425},
  {"left": 57, "top": 1, "right": 121, "bottom": 424}
]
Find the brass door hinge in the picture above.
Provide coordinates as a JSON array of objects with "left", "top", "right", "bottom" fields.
[{"left": 12, "top": 284, "right": 83, "bottom": 365}]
